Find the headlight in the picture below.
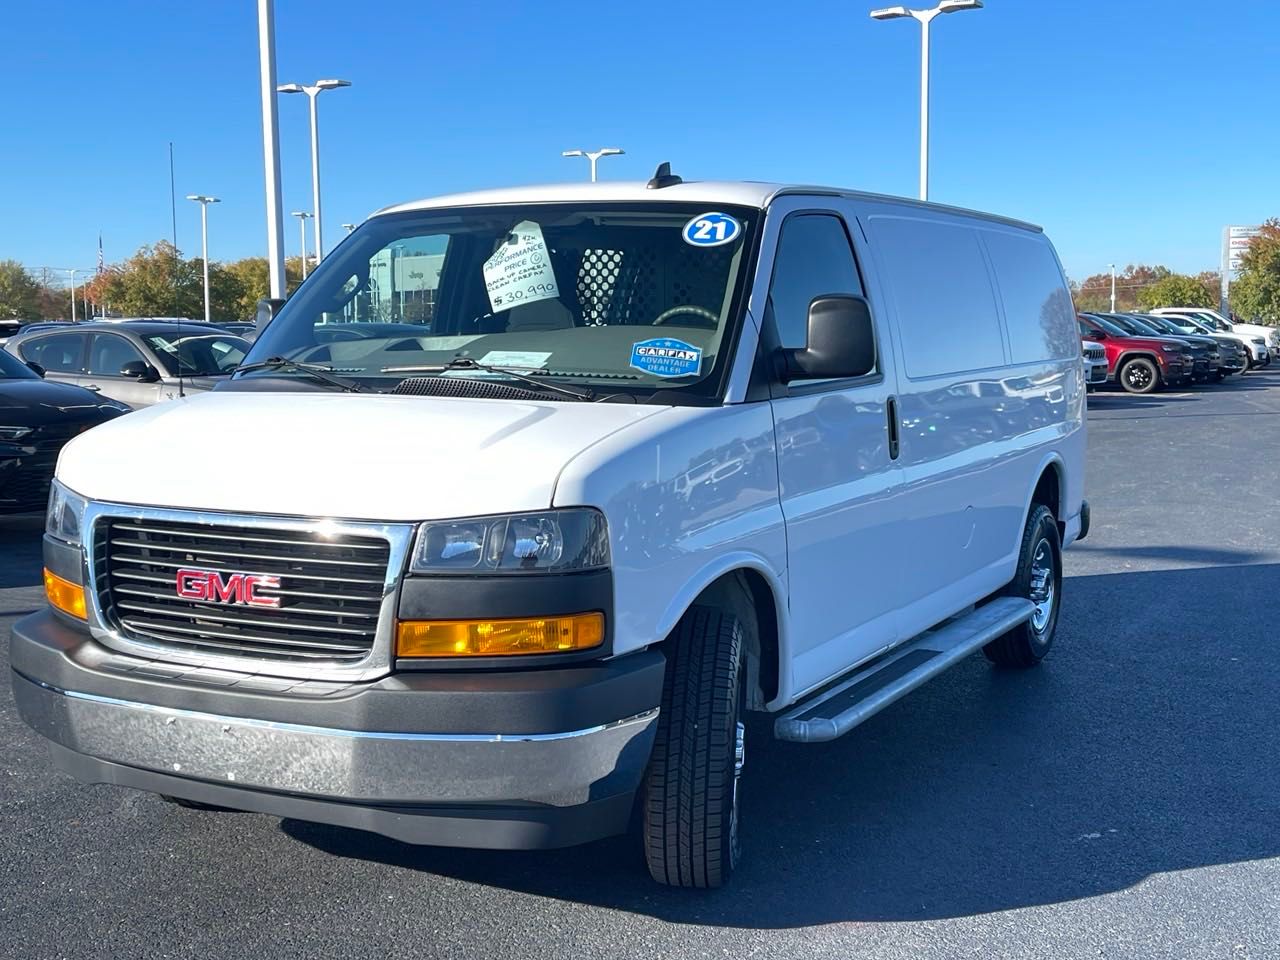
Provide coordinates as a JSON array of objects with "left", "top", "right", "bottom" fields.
[
  {"left": 410, "top": 508, "right": 609, "bottom": 575},
  {"left": 1160, "top": 344, "right": 1181, "bottom": 353},
  {"left": 46, "top": 479, "right": 88, "bottom": 547}
]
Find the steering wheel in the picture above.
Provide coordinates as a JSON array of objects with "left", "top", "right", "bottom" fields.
[{"left": 653, "top": 305, "right": 719, "bottom": 328}]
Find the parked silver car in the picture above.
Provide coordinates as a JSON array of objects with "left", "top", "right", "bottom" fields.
[{"left": 4, "top": 321, "right": 250, "bottom": 409}]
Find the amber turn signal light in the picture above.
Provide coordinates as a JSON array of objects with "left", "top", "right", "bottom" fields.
[
  {"left": 44, "top": 568, "right": 87, "bottom": 620},
  {"left": 396, "top": 613, "right": 604, "bottom": 658}
]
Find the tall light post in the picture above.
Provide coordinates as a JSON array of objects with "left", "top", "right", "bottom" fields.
[
  {"left": 1109, "top": 263, "right": 1117, "bottom": 313},
  {"left": 66, "top": 269, "right": 81, "bottom": 323},
  {"left": 257, "top": 0, "right": 286, "bottom": 299},
  {"left": 278, "top": 78, "right": 351, "bottom": 263},
  {"left": 870, "top": 0, "right": 983, "bottom": 201},
  {"left": 292, "top": 211, "right": 313, "bottom": 279},
  {"left": 186, "top": 195, "right": 221, "bottom": 323},
  {"left": 561, "top": 147, "right": 624, "bottom": 182}
]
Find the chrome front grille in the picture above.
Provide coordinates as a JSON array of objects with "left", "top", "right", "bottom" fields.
[
  {"left": 1084, "top": 345, "right": 1106, "bottom": 361},
  {"left": 97, "top": 516, "right": 393, "bottom": 664}
]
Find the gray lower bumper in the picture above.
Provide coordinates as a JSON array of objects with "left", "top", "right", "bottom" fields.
[{"left": 14, "top": 671, "right": 657, "bottom": 808}]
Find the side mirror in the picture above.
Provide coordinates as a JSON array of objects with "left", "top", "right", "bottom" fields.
[
  {"left": 120, "top": 360, "right": 161, "bottom": 382},
  {"left": 255, "top": 298, "right": 286, "bottom": 332},
  {"left": 26, "top": 361, "right": 45, "bottom": 377},
  {"left": 1090, "top": 329, "right": 1107, "bottom": 339},
  {"left": 779, "top": 295, "right": 877, "bottom": 382}
]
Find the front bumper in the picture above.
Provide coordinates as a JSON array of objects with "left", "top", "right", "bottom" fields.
[
  {"left": 1085, "top": 361, "right": 1108, "bottom": 384},
  {"left": 11, "top": 610, "right": 664, "bottom": 848}
]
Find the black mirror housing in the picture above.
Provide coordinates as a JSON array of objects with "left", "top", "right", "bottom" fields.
[
  {"left": 255, "top": 298, "right": 286, "bottom": 331},
  {"left": 779, "top": 295, "right": 877, "bottom": 382},
  {"left": 120, "top": 360, "right": 161, "bottom": 382}
]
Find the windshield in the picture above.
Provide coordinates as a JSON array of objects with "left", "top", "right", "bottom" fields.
[
  {"left": 144, "top": 333, "right": 250, "bottom": 376},
  {"left": 242, "top": 202, "right": 759, "bottom": 401},
  {"left": 0, "top": 349, "right": 40, "bottom": 380}
]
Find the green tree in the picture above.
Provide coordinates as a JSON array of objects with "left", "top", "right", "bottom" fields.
[
  {"left": 1137, "top": 273, "right": 1217, "bottom": 310},
  {"left": 1229, "top": 219, "right": 1280, "bottom": 323},
  {"left": 1072, "top": 264, "right": 1172, "bottom": 313},
  {"left": 0, "top": 260, "right": 43, "bottom": 320},
  {"left": 222, "top": 256, "right": 305, "bottom": 319}
]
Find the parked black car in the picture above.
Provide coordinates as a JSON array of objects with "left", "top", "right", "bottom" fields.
[
  {"left": 1096, "top": 313, "right": 1220, "bottom": 382},
  {"left": 0, "top": 351, "right": 129, "bottom": 514}
]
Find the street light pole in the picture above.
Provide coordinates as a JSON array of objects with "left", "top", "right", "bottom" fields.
[
  {"left": 67, "top": 269, "right": 78, "bottom": 323},
  {"left": 278, "top": 79, "right": 351, "bottom": 262},
  {"left": 186, "top": 195, "right": 221, "bottom": 323},
  {"left": 256, "top": 0, "right": 287, "bottom": 299},
  {"left": 870, "top": 1, "right": 983, "bottom": 201},
  {"left": 1109, "top": 264, "right": 1117, "bottom": 313},
  {"left": 561, "top": 147, "right": 625, "bottom": 182},
  {"left": 292, "top": 211, "right": 313, "bottom": 279}
]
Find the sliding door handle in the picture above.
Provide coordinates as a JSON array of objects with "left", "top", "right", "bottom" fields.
[{"left": 886, "top": 395, "right": 900, "bottom": 461}]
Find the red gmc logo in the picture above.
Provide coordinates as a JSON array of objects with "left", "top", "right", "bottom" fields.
[{"left": 175, "top": 568, "right": 282, "bottom": 608}]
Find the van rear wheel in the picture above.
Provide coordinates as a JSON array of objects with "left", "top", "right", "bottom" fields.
[
  {"left": 642, "top": 606, "right": 745, "bottom": 889},
  {"left": 985, "top": 504, "right": 1062, "bottom": 668}
]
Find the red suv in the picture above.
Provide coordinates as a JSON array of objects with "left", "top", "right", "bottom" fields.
[{"left": 1078, "top": 314, "right": 1189, "bottom": 394}]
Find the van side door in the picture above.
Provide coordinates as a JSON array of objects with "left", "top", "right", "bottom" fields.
[{"left": 762, "top": 201, "right": 905, "bottom": 697}]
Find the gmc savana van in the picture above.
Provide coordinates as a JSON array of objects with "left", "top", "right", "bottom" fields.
[{"left": 13, "top": 174, "right": 1088, "bottom": 888}]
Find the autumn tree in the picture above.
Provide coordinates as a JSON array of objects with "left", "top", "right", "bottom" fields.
[
  {"left": 1072, "top": 264, "right": 1172, "bottom": 313},
  {"left": 1229, "top": 219, "right": 1280, "bottom": 324}
]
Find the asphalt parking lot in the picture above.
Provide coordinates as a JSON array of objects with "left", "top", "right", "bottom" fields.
[{"left": 2, "top": 373, "right": 1278, "bottom": 960}]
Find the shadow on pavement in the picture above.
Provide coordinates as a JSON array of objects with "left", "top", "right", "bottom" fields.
[
  {"left": 286, "top": 562, "right": 1280, "bottom": 927},
  {"left": 1069, "top": 544, "right": 1274, "bottom": 566},
  {"left": 0, "top": 517, "right": 43, "bottom": 591}
]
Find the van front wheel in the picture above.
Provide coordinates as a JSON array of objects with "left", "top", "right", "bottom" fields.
[
  {"left": 985, "top": 504, "right": 1062, "bottom": 668},
  {"left": 642, "top": 606, "right": 745, "bottom": 889}
]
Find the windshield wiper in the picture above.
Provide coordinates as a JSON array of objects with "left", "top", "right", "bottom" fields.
[
  {"left": 381, "top": 358, "right": 594, "bottom": 401},
  {"left": 235, "top": 357, "right": 368, "bottom": 393}
]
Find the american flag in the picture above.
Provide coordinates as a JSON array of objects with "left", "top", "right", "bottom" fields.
[{"left": 97, "top": 233, "right": 104, "bottom": 275}]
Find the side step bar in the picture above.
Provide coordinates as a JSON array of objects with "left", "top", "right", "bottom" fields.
[{"left": 774, "top": 597, "right": 1036, "bottom": 743}]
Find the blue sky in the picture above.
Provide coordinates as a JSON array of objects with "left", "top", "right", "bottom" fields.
[{"left": 4, "top": 0, "right": 1276, "bottom": 284}]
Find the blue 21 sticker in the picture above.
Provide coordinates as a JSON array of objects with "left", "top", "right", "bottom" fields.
[
  {"left": 682, "top": 212, "right": 741, "bottom": 247},
  {"left": 630, "top": 338, "right": 703, "bottom": 378}
]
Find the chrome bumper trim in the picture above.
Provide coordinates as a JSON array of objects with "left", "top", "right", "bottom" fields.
[{"left": 14, "top": 671, "right": 659, "bottom": 807}]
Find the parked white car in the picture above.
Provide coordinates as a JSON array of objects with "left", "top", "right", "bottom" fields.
[
  {"left": 1082, "top": 340, "right": 1108, "bottom": 385},
  {"left": 1151, "top": 308, "right": 1275, "bottom": 366},
  {"left": 13, "top": 175, "right": 1088, "bottom": 889}
]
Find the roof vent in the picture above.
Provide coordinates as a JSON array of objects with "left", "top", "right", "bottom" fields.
[{"left": 646, "top": 162, "right": 683, "bottom": 190}]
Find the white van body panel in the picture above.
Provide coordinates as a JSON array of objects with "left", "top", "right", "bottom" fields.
[
  {"left": 553, "top": 403, "right": 789, "bottom": 669},
  {"left": 56, "top": 391, "right": 664, "bottom": 521}
]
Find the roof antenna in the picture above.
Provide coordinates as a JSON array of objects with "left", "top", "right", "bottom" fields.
[{"left": 646, "top": 162, "right": 683, "bottom": 190}]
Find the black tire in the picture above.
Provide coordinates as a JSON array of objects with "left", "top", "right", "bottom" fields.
[
  {"left": 1212, "top": 371, "right": 1225, "bottom": 382},
  {"left": 1119, "top": 356, "right": 1160, "bottom": 394},
  {"left": 984, "top": 504, "right": 1062, "bottom": 668},
  {"left": 642, "top": 606, "right": 745, "bottom": 889}
]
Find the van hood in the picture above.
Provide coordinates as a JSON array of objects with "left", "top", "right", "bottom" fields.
[{"left": 56, "top": 391, "right": 667, "bottom": 521}]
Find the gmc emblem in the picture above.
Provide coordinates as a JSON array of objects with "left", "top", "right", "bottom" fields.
[{"left": 175, "top": 568, "right": 282, "bottom": 608}]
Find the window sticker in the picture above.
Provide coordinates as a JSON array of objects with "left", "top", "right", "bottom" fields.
[
  {"left": 682, "top": 212, "right": 742, "bottom": 248},
  {"left": 483, "top": 221, "right": 559, "bottom": 312},
  {"left": 630, "top": 338, "right": 703, "bottom": 378},
  {"left": 479, "top": 350, "right": 552, "bottom": 368}
]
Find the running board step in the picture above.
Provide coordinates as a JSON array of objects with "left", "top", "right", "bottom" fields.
[{"left": 774, "top": 597, "right": 1036, "bottom": 743}]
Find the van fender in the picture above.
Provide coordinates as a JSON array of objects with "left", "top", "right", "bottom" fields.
[
  {"left": 1012, "top": 451, "right": 1067, "bottom": 558},
  {"left": 651, "top": 551, "right": 792, "bottom": 709}
]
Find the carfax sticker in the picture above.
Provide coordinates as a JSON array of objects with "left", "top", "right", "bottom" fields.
[
  {"left": 682, "top": 212, "right": 742, "bottom": 248},
  {"left": 630, "top": 338, "right": 703, "bottom": 378},
  {"left": 483, "top": 221, "right": 559, "bottom": 312}
]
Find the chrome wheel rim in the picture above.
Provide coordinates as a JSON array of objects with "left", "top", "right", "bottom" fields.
[{"left": 1029, "top": 537, "right": 1055, "bottom": 633}]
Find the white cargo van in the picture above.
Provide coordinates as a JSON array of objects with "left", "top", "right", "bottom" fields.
[{"left": 13, "top": 173, "right": 1088, "bottom": 888}]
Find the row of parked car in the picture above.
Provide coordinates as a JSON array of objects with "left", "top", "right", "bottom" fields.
[{"left": 1078, "top": 307, "right": 1278, "bottom": 394}]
